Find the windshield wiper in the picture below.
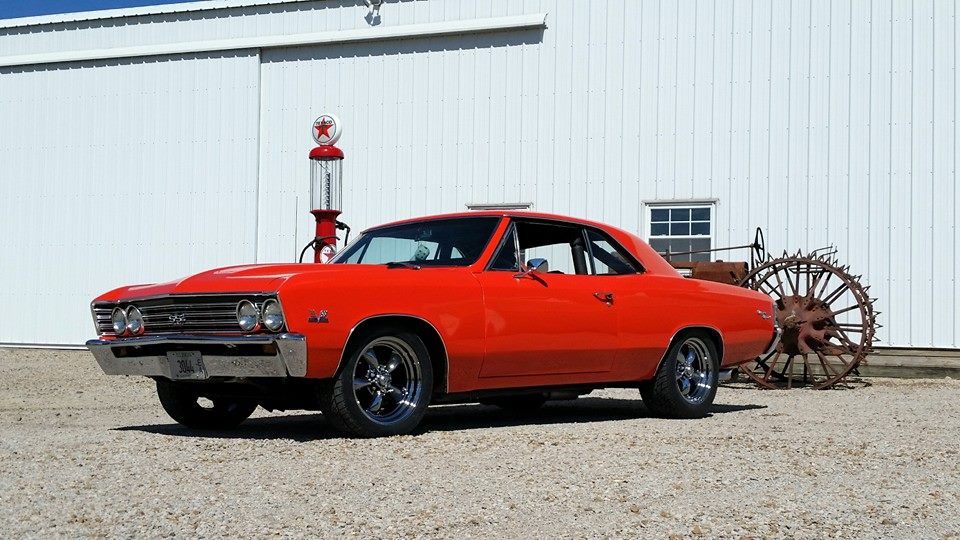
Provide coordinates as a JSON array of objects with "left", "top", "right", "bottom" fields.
[{"left": 385, "top": 261, "right": 422, "bottom": 270}]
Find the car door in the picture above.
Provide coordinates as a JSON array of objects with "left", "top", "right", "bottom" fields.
[
  {"left": 580, "top": 227, "right": 668, "bottom": 377},
  {"left": 475, "top": 219, "right": 620, "bottom": 378}
]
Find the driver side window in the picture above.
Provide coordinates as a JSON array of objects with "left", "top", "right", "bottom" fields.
[{"left": 488, "top": 220, "right": 589, "bottom": 275}]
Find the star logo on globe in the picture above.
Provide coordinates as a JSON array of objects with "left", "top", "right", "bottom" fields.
[{"left": 312, "top": 113, "right": 342, "bottom": 145}]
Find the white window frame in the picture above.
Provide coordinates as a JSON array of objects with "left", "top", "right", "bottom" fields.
[{"left": 643, "top": 200, "right": 717, "bottom": 262}]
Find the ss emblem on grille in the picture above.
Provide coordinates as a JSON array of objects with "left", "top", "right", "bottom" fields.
[{"left": 168, "top": 313, "right": 187, "bottom": 326}]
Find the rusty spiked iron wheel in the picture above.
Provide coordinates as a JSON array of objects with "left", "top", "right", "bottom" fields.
[{"left": 738, "top": 250, "right": 879, "bottom": 389}]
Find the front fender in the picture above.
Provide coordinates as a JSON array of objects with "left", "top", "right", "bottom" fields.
[{"left": 276, "top": 268, "right": 485, "bottom": 383}]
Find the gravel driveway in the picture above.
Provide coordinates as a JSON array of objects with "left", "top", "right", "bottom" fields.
[{"left": 1, "top": 348, "right": 958, "bottom": 539}]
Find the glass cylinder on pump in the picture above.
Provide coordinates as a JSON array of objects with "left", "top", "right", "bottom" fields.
[
  {"left": 308, "top": 113, "right": 344, "bottom": 263},
  {"left": 309, "top": 146, "right": 343, "bottom": 211}
]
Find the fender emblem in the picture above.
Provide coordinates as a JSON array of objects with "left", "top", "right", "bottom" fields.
[
  {"left": 756, "top": 309, "right": 772, "bottom": 320},
  {"left": 307, "top": 309, "right": 329, "bottom": 324}
]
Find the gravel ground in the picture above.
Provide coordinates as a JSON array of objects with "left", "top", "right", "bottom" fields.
[{"left": 1, "top": 348, "right": 958, "bottom": 539}]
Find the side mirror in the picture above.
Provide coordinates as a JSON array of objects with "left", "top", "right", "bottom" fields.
[
  {"left": 514, "top": 258, "right": 548, "bottom": 279},
  {"left": 527, "top": 258, "right": 548, "bottom": 272}
]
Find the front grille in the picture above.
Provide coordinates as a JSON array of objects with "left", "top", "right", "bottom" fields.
[{"left": 92, "top": 294, "right": 275, "bottom": 335}]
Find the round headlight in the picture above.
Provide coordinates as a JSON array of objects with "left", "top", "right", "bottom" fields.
[
  {"left": 126, "top": 306, "right": 145, "bottom": 336},
  {"left": 236, "top": 300, "right": 260, "bottom": 332},
  {"left": 261, "top": 299, "right": 284, "bottom": 332},
  {"left": 111, "top": 307, "right": 127, "bottom": 336}
]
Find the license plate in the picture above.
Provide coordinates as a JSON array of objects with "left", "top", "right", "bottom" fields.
[{"left": 167, "top": 351, "right": 207, "bottom": 380}]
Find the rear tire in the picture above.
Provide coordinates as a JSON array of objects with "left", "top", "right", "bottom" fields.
[
  {"left": 640, "top": 332, "right": 720, "bottom": 419},
  {"left": 320, "top": 327, "right": 433, "bottom": 437},
  {"left": 156, "top": 379, "right": 257, "bottom": 429}
]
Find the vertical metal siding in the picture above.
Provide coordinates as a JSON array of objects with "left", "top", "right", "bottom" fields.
[
  {"left": 0, "top": 52, "right": 260, "bottom": 344},
  {"left": 253, "top": 0, "right": 958, "bottom": 348},
  {"left": 0, "top": 0, "right": 958, "bottom": 348}
]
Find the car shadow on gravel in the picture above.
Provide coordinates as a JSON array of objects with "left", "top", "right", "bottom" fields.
[
  {"left": 115, "top": 398, "right": 765, "bottom": 441},
  {"left": 417, "top": 398, "right": 765, "bottom": 434}
]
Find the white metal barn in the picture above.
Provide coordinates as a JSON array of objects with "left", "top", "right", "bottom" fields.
[{"left": 0, "top": 0, "right": 957, "bottom": 350}]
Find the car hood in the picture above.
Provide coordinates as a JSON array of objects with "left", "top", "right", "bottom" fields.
[{"left": 96, "top": 263, "right": 418, "bottom": 301}]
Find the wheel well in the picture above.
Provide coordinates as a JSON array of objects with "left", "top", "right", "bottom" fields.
[
  {"left": 342, "top": 315, "right": 449, "bottom": 395},
  {"left": 665, "top": 327, "right": 724, "bottom": 365}
]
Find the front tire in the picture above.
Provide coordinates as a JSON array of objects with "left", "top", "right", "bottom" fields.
[
  {"left": 320, "top": 328, "right": 433, "bottom": 437},
  {"left": 156, "top": 379, "right": 258, "bottom": 429},
  {"left": 640, "top": 333, "right": 720, "bottom": 419}
]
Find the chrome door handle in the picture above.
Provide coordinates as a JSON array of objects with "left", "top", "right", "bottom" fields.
[{"left": 593, "top": 292, "right": 614, "bottom": 305}]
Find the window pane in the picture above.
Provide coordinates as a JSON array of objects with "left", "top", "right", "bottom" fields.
[
  {"left": 586, "top": 230, "right": 637, "bottom": 275},
  {"left": 647, "top": 204, "right": 713, "bottom": 262},
  {"left": 364, "top": 237, "right": 439, "bottom": 264},
  {"left": 649, "top": 238, "right": 670, "bottom": 255},
  {"left": 490, "top": 221, "right": 589, "bottom": 274},
  {"left": 490, "top": 229, "right": 519, "bottom": 271},
  {"left": 691, "top": 208, "right": 711, "bottom": 221},
  {"left": 691, "top": 222, "right": 710, "bottom": 235},
  {"left": 650, "top": 238, "right": 682, "bottom": 257},
  {"left": 526, "top": 244, "right": 577, "bottom": 274},
  {"left": 649, "top": 238, "right": 713, "bottom": 262},
  {"left": 689, "top": 238, "right": 711, "bottom": 262},
  {"left": 335, "top": 217, "right": 499, "bottom": 266}
]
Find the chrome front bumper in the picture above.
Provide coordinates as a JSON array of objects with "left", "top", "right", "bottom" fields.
[{"left": 86, "top": 333, "right": 307, "bottom": 379}]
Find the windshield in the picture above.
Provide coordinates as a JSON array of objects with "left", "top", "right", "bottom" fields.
[{"left": 332, "top": 217, "right": 501, "bottom": 266}]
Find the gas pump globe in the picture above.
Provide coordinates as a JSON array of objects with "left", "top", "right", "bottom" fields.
[{"left": 306, "top": 114, "right": 345, "bottom": 263}]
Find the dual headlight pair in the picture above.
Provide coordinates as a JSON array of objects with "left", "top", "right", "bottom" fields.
[
  {"left": 111, "top": 306, "right": 144, "bottom": 337},
  {"left": 237, "top": 299, "right": 284, "bottom": 333}
]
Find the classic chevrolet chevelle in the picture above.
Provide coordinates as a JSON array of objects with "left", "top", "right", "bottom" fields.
[{"left": 88, "top": 212, "right": 780, "bottom": 437}]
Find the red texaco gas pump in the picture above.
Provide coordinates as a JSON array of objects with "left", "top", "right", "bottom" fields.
[{"left": 304, "top": 113, "right": 348, "bottom": 263}]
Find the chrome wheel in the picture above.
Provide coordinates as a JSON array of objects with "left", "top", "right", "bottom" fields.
[
  {"left": 351, "top": 336, "right": 423, "bottom": 425},
  {"left": 675, "top": 337, "right": 713, "bottom": 404}
]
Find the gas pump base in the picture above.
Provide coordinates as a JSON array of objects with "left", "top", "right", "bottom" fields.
[{"left": 310, "top": 209, "right": 342, "bottom": 263}]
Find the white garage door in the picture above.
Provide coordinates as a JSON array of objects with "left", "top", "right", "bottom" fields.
[{"left": 0, "top": 52, "right": 260, "bottom": 345}]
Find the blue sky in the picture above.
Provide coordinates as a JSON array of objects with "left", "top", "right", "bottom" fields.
[{"left": 0, "top": 0, "right": 192, "bottom": 20}]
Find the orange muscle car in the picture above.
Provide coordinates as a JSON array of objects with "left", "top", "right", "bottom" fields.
[{"left": 87, "top": 212, "right": 780, "bottom": 437}]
